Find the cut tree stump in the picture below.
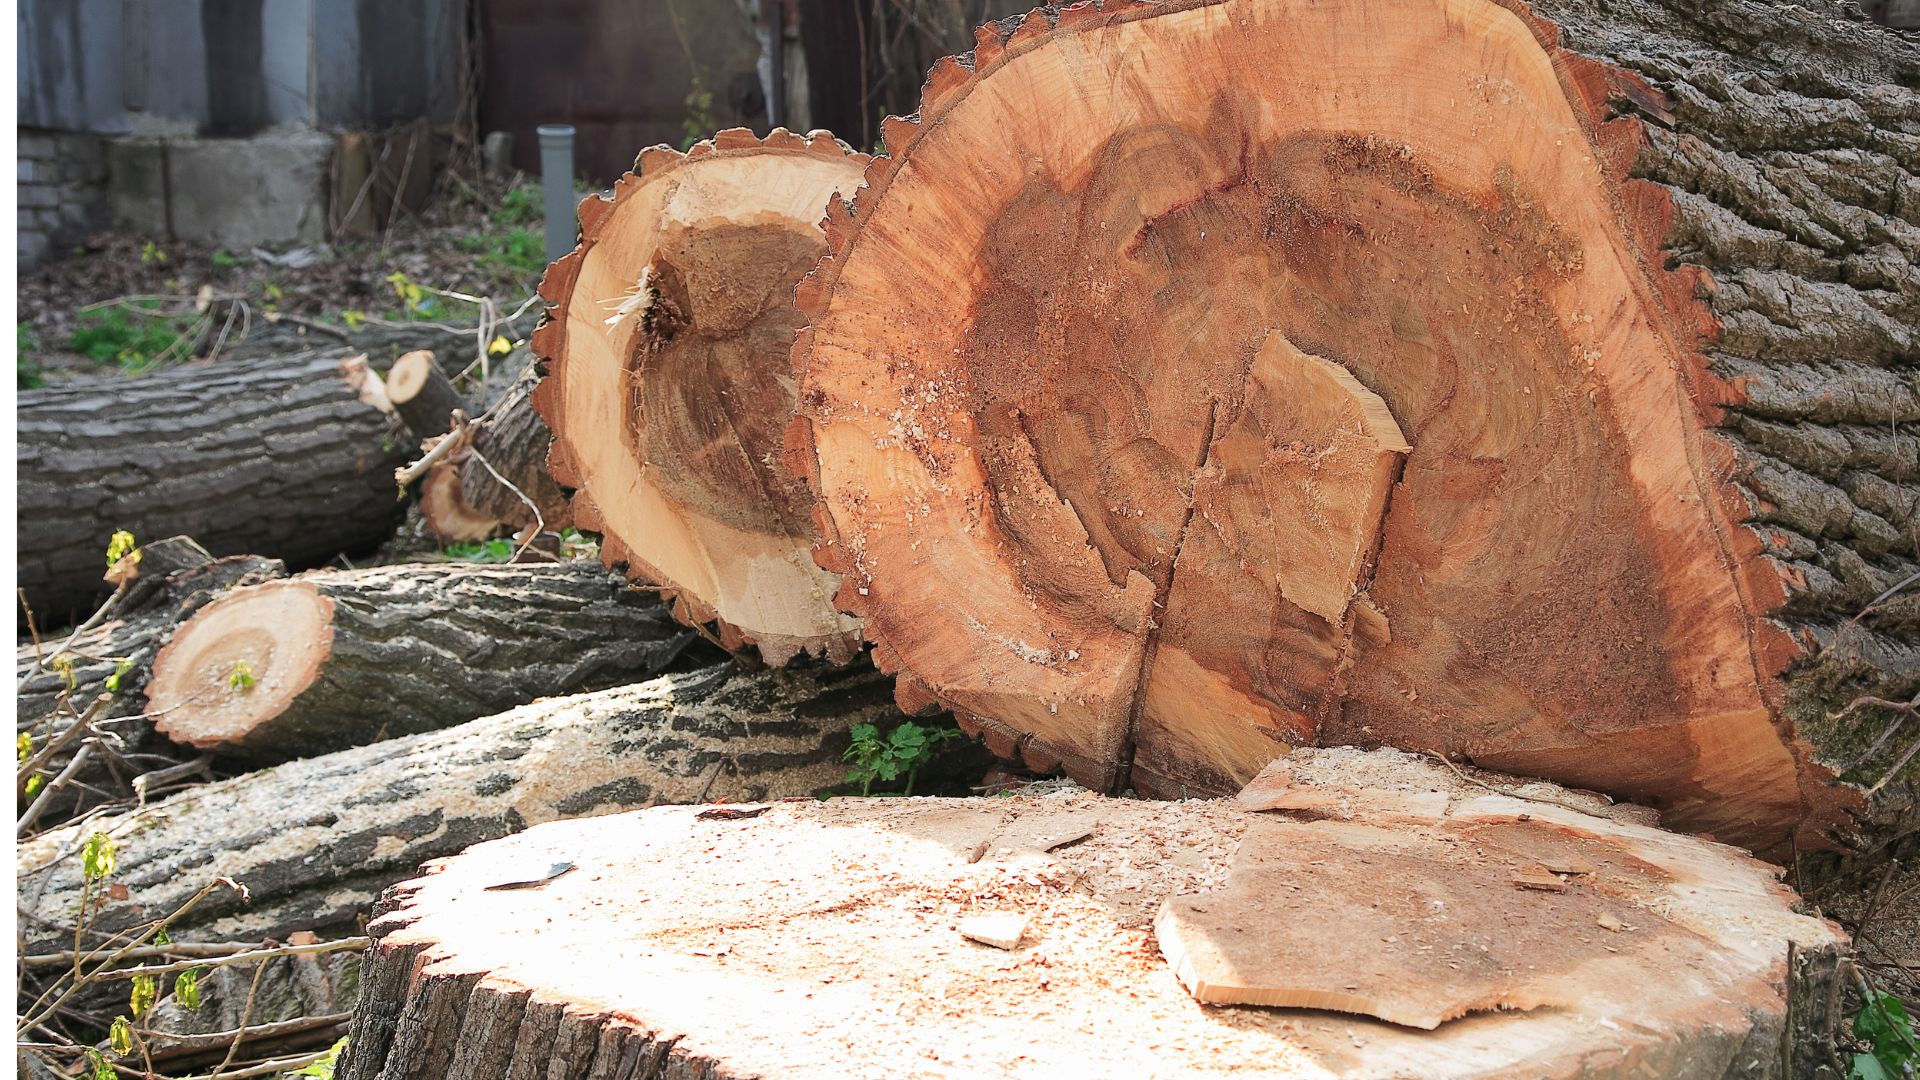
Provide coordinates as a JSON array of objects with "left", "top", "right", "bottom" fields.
[
  {"left": 144, "top": 561, "right": 695, "bottom": 761},
  {"left": 338, "top": 749, "right": 1841, "bottom": 1080},
  {"left": 534, "top": 127, "right": 869, "bottom": 663},
  {"left": 787, "top": 0, "right": 1919, "bottom": 856},
  {"left": 17, "top": 349, "right": 412, "bottom": 623},
  {"left": 387, "top": 350, "right": 467, "bottom": 438},
  {"left": 18, "top": 661, "right": 895, "bottom": 952},
  {"left": 418, "top": 366, "right": 571, "bottom": 544}
]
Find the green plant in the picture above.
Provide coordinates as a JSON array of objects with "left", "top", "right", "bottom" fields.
[
  {"left": 442, "top": 538, "right": 518, "bottom": 563},
  {"left": 681, "top": 74, "right": 718, "bottom": 150},
  {"left": 140, "top": 241, "right": 168, "bottom": 265},
  {"left": 106, "top": 530, "right": 138, "bottom": 568},
  {"left": 211, "top": 249, "right": 243, "bottom": 270},
  {"left": 18, "top": 323, "right": 43, "bottom": 389},
  {"left": 493, "top": 183, "right": 542, "bottom": 229},
  {"left": 228, "top": 660, "right": 256, "bottom": 691},
  {"left": 843, "top": 720, "right": 962, "bottom": 796},
  {"left": 1850, "top": 991, "right": 1918, "bottom": 1079},
  {"left": 69, "top": 302, "right": 195, "bottom": 374},
  {"left": 291, "top": 1036, "right": 349, "bottom": 1079},
  {"left": 460, "top": 225, "right": 546, "bottom": 280}
]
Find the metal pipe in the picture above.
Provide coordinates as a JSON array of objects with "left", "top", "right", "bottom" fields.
[
  {"left": 766, "top": 2, "right": 786, "bottom": 130},
  {"left": 538, "top": 124, "right": 578, "bottom": 264}
]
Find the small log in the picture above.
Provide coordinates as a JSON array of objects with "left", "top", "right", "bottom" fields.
[
  {"left": 338, "top": 748, "right": 1842, "bottom": 1080},
  {"left": 17, "top": 538, "right": 284, "bottom": 826},
  {"left": 786, "top": 0, "right": 1917, "bottom": 856},
  {"left": 534, "top": 127, "right": 868, "bottom": 663},
  {"left": 386, "top": 350, "right": 467, "bottom": 438},
  {"left": 17, "top": 349, "right": 412, "bottom": 623},
  {"left": 145, "top": 561, "right": 695, "bottom": 761},
  {"left": 418, "top": 367, "right": 571, "bottom": 543},
  {"left": 17, "top": 662, "right": 899, "bottom": 952}
]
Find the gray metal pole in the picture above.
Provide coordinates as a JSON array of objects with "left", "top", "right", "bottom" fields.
[
  {"left": 766, "top": 3, "right": 785, "bottom": 130},
  {"left": 538, "top": 124, "right": 578, "bottom": 264}
]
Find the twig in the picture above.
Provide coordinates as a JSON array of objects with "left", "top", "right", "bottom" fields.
[
  {"left": 132, "top": 755, "right": 214, "bottom": 805},
  {"left": 140, "top": 1012, "right": 351, "bottom": 1062},
  {"left": 18, "top": 692, "right": 110, "bottom": 783},
  {"left": 208, "top": 948, "right": 272, "bottom": 1079},
  {"left": 17, "top": 742, "right": 97, "bottom": 837},
  {"left": 22, "top": 940, "right": 266, "bottom": 969},
  {"left": 394, "top": 412, "right": 470, "bottom": 490},
  {"left": 86, "top": 937, "right": 369, "bottom": 981},
  {"left": 183, "top": 1047, "right": 337, "bottom": 1080},
  {"left": 1866, "top": 732, "right": 1920, "bottom": 796},
  {"left": 469, "top": 445, "right": 545, "bottom": 561},
  {"left": 1421, "top": 749, "right": 1611, "bottom": 817},
  {"left": 18, "top": 581, "right": 130, "bottom": 692}
]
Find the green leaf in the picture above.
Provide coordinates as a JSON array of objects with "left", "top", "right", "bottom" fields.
[
  {"left": 87, "top": 1048, "right": 116, "bottom": 1080},
  {"left": 18, "top": 731, "right": 32, "bottom": 762},
  {"left": 82, "top": 831, "right": 116, "bottom": 883},
  {"left": 174, "top": 967, "right": 204, "bottom": 1010},
  {"left": 129, "top": 973, "right": 157, "bottom": 1019},
  {"left": 109, "top": 1015, "right": 134, "bottom": 1056},
  {"left": 229, "top": 660, "right": 256, "bottom": 691},
  {"left": 1848, "top": 1052, "right": 1894, "bottom": 1080},
  {"left": 291, "top": 1036, "right": 349, "bottom": 1078},
  {"left": 105, "top": 530, "right": 138, "bottom": 568},
  {"left": 104, "top": 657, "right": 136, "bottom": 694},
  {"left": 25, "top": 775, "right": 44, "bottom": 798}
]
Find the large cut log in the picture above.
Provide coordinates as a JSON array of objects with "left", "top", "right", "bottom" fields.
[
  {"left": 337, "top": 748, "right": 1842, "bottom": 1080},
  {"left": 534, "top": 127, "right": 869, "bottom": 663},
  {"left": 143, "top": 561, "right": 696, "bottom": 761},
  {"left": 787, "top": 0, "right": 1919, "bottom": 857},
  {"left": 418, "top": 366, "right": 572, "bottom": 544},
  {"left": 17, "top": 349, "right": 412, "bottom": 623},
  {"left": 17, "top": 661, "right": 895, "bottom": 953}
]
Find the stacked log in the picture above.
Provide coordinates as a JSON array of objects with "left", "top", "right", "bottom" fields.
[
  {"left": 144, "top": 561, "right": 697, "bottom": 761},
  {"left": 784, "top": 0, "right": 1918, "bottom": 857},
  {"left": 17, "top": 349, "right": 411, "bottom": 622},
  {"left": 18, "top": 661, "right": 902, "bottom": 952},
  {"left": 417, "top": 367, "right": 572, "bottom": 544},
  {"left": 533, "top": 128, "right": 869, "bottom": 663}
]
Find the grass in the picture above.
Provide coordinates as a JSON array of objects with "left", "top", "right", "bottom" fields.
[
  {"left": 18, "top": 323, "right": 43, "bottom": 389},
  {"left": 457, "top": 183, "right": 548, "bottom": 281},
  {"left": 68, "top": 301, "right": 198, "bottom": 375}
]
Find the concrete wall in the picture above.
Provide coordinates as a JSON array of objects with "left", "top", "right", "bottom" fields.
[{"left": 17, "top": 0, "right": 464, "bottom": 136}]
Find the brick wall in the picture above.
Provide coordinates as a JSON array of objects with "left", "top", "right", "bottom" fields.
[{"left": 17, "top": 126, "right": 110, "bottom": 271}]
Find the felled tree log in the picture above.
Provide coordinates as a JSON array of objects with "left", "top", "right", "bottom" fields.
[
  {"left": 418, "top": 367, "right": 571, "bottom": 543},
  {"left": 17, "top": 349, "right": 412, "bottom": 623},
  {"left": 17, "top": 662, "right": 898, "bottom": 953},
  {"left": 387, "top": 350, "right": 467, "bottom": 438},
  {"left": 787, "top": 0, "right": 1918, "bottom": 857},
  {"left": 534, "top": 128, "right": 868, "bottom": 664},
  {"left": 338, "top": 749, "right": 1841, "bottom": 1080},
  {"left": 144, "top": 561, "right": 695, "bottom": 760},
  {"left": 17, "top": 537, "right": 284, "bottom": 826}
]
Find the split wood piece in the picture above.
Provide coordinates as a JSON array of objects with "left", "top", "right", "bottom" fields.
[
  {"left": 386, "top": 350, "right": 467, "bottom": 438},
  {"left": 145, "top": 561, "right": 694, "bottom": 761},
  {"left": 786, "top": 0, "right": 1918, "bottom": 856},
  {"left": 18, "top": 661, "right": 897, "bottom": 952},
  {"left": 17, "top": 349, "right": 412, "bottom": 623},
  {"left": 533, "top": 127, "right": 869, "bottom": 664},
  {"left": 418, "top": 366, "right": 571, "bottom": 544},
  {"left": 336, "top": 766, "right": 1839, "bottom": 1080},
  {"left": 1161, "top": 751, "right": 1843, "bottom": 1033}
]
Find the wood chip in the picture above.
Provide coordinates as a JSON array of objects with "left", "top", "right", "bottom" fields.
[
  {"left": 1511, "top": 867, "right": 1569, "bottom": 893},
  {"left": 959, "top": 913, "right": 1029, "bottom": 951},
  {"left": 697, "top": 805, "right": 771, "bottom": 821}
]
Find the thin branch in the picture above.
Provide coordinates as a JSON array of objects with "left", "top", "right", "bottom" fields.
[{"left": 86, "top": 937, "right": 368, "bottom": 982}]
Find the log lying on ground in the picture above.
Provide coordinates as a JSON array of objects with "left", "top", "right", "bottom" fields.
[
  {"left": 144, "top": 561, "right": 695, "bottom": 761},
  {"left": 788, "top": 0, "right": 1918, "bottom": 857},
  {"left": 18, "top": 661, "right": 895, "bottom": 953},
  {"left": 17, "top": 537, "right": 284, "bottom": 825},
  {"left": 534, "top": 128, "right": 868, "bottom": 663},
  {"left": 418, "top": 366, "right": 571, "bottom": 543},
  {"left": 338, "top": 748, "right": 1842, "bottom": 1080},
  {"left": 17, "top": 349, "right": 413, "bottom": 622}
]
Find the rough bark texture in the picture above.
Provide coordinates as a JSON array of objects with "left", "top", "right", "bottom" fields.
[
  {"left": 17, "top": 350, "right": 412, "bottom": 623},
  {"left": 18, "top": 661, "right": 897, "bottom": 954},
  {"left": 786, "top": 0, "right": 1918, "bottom": 858},
  {"left": 418, "top": 367, "right": 572, "bottom": 543},
  {"left": 339, "top": 749, "right": 1842, "bottom": 1080},
  {"left": 534, "top": 128, "right": 869, "bottom": 664},
  {"left": 145, "top": 561, "right": 697, "bottom": 760}
]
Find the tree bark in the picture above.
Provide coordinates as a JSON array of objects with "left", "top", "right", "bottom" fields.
[
  {"left": 17, "top": 350, "right": 412, "bottom": 624},
  {"left": 785, "top": 0, "right": 1917, "bottom": 858},
  {"left": 417, "top": 367, "right": 571, "bottom": 544},
  {"left": 145, "top": 561, "right": 698, "bottom": 761},
  {"left": 337, "top": 749, "right": 1842, "bottom": 1080},
  {"left": 534, "top": 128, "right": 868, "bottom": 664},
  {"left": 17, "top": 661, "right": 899, "bottom": 954}
]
